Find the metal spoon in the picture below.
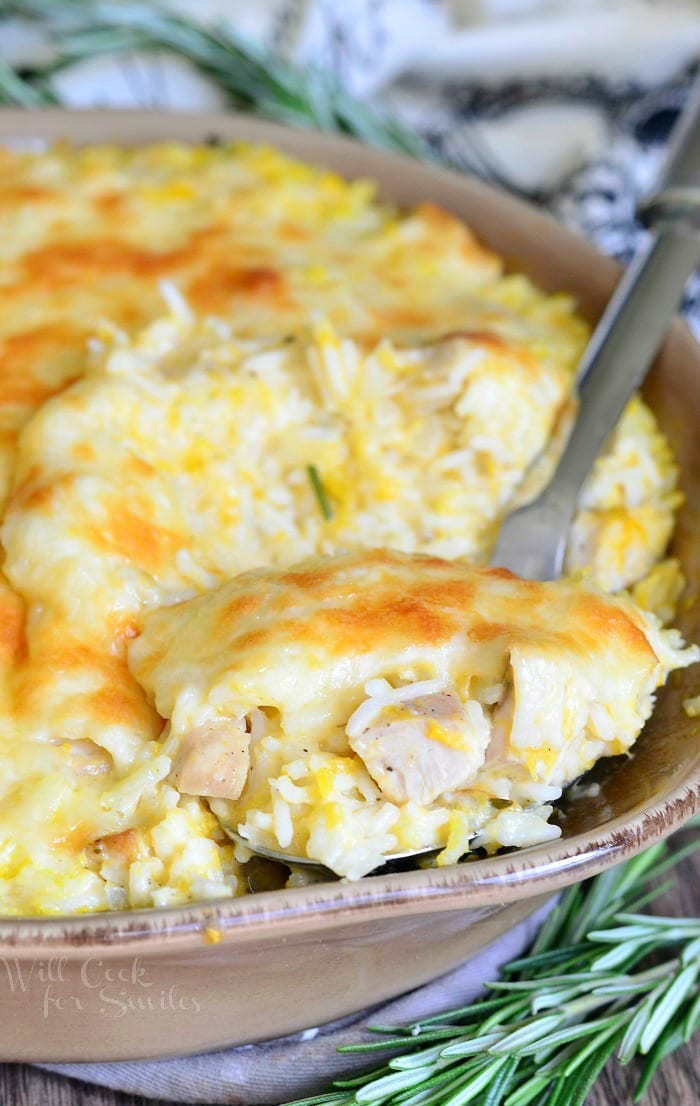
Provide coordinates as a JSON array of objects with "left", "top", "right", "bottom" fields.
[
  {"left": 227, "top": 830, "right": 436, "bottom": 877},
  {"left": 221, "top": 83, "right": 700, "bottom": 874}
]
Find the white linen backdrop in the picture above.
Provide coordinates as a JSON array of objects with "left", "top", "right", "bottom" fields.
[{"left": 0, "top": 0, "right": 697, "bottom": 1101}]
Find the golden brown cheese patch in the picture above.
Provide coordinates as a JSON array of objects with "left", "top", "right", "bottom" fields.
[
  {"left": 0, "top": 580, "right": 26, "bottom": 667},
  {"left": 130, "top": 549, "right": 661, "bottom": 729},
  {"left": 90, "top": 501, "right": 184, "bottom": 571},
  {"left": 11, "top": 619, "right": 159, "bottom": 739},
  {"left": 189, "top": 263, "right": 296, "bottom": 316}
]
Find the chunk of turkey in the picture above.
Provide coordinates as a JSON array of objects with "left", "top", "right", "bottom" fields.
[
  {"left": 170, "top": 719, "right": 251, "bottom": 800},
  {"left": 347, "top": 689, "right": 490, "bottom": 805}
]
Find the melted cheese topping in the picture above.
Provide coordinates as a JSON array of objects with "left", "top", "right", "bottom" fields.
[
  {"left": 0, "top": 140, "right": 692, "bottom": 911},
  {"left": 129, "top": 550, "right": 672, "bottom": 751},
  {"left": 0, "top": 142, "right": 585, "bottom": 498}
]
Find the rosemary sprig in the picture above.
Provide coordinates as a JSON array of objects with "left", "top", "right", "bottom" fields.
[
  {"left": 286, "top": 821, "right": 700, "bottom": 1106},
  {"left": 0, "top": 0, "right": 433, "bottom": 159}
]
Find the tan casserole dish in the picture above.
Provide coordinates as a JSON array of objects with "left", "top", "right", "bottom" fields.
[{"left": 0, "top": 108, "right": 697, "bottom": 1062}]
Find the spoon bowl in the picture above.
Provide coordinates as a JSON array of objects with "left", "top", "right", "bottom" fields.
[{"left": 222, "top": 825, "right": 438, "bottom": 876}]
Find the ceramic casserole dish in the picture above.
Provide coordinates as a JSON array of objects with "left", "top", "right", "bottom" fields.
[{"left": 0, "top": 109, "right": 697, "bottom": 1061}]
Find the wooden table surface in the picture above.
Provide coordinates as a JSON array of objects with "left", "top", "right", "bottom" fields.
[{"left": 2, "top": 833, "right": 698, "bottom": 1106}]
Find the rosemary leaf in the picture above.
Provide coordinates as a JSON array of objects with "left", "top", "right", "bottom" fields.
[
  {"left": 682, "top": 989, "right": 700, "bottom": 1042},
  {"left": 354, "top": 1064, "right": 434, "bottom": 1101},
  {"left": 483, "top": 1014, "right": 562, "bottom": 1055},
  {"left": 437, "top": 1030, "right": 505, "bottom": 1058},
  {"left": 480, "top": 996, "right": 532, "bottom": 1032},
  {"left": 616, "top": 984, "right": 667, "bottom": 1066},
  {"left": 501, "top": 945, "right": 591, "bottom": 977},
  {"left": 400, "top": 997, "right": 512, "bottom": 1029},
  {"left": 633, "top": 1021, "right": 688, "bottom": 1101},
  {"left": 482, "top": 1056, "right": 520, "bottom": 1106},
  {"left": 503, "top": 1073, "right": 550, "bottom": 1106},
  {"left": 341, "top": 1028, "right": 473, "bottom": 1055},
  {"left": 589, "top": 937, "right": 657, "bottom": 972},
  {"left": 0, "top": 54, "right": 54, "bottom": 105},
  {"left": 638, "top": 963, "right": 699, "bottom": 1054},
  {"left": 549, "top": 1033, "right": 620, "bottom": 1106},
  {"left": 512, "top": 1014, "right": 625, "bottom": 1057},
  {"left": 445, "top": 1055, "right": 513, "bottom": 1104},
  {"left": 391, "top": 1040, "right": 464, "bottom": 1069},
  {"left": 285, "top": 1096, "right": 349, "bottom": 1106}
]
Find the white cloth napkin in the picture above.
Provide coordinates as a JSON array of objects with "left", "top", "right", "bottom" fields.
[
  {"left": 1, "top": 2, "right": 697, "bottom": 1101},
  {"left": 40, "top": 901, "right": 552, "bottom": 1104}
]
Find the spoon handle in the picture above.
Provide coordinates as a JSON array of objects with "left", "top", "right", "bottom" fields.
[
  {"left": 491, "top": 83, "right": 700, "bottom": 581},
  {"left": 642, "top": 77, "right": 700, "bottom": 222}
]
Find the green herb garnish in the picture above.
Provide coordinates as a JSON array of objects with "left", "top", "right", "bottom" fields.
[
  {"left": 285, "top": 821, "right": 700, "bottom": 1106},
  {"left": 307, "top": 463, "right": 333, "bottom": 521}
]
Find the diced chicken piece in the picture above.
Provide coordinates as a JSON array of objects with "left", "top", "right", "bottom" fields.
[
  {"left": 483, "top": 687, "right": 514, "bottom": 770},
  {"left": 347, "top": 689, "right": 490, "bottom": 805},
  {"left": 93, "top": 828, "right": 141, "bottom": 863},
  {"left": 170, "top": 719, "right": 251, "bottom": 800},
  {"left": 60, "top": 737, "right": 113, "bottom": 778}
]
